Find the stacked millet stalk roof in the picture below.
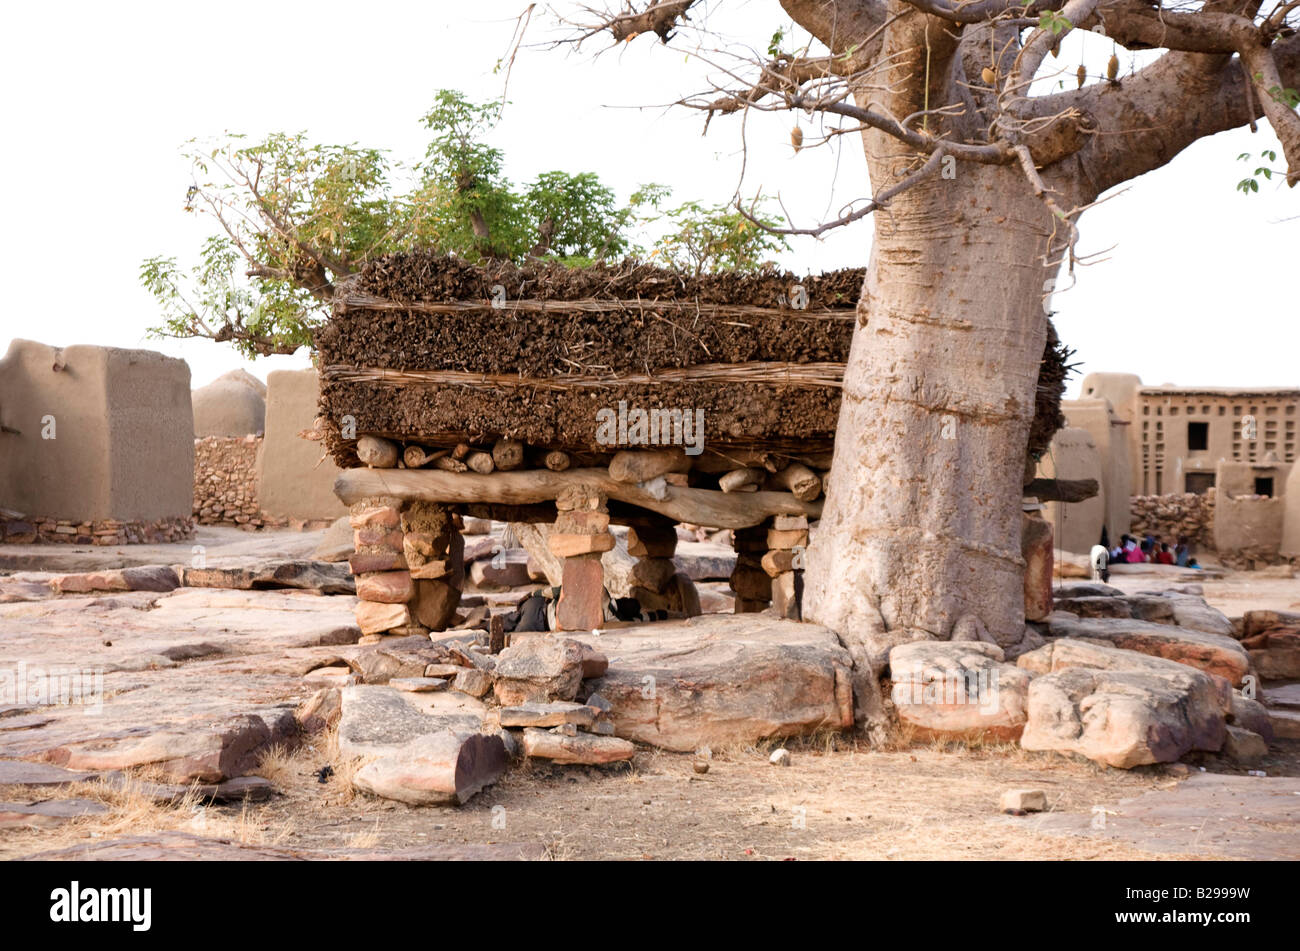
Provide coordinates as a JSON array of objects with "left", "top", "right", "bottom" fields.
[
  {"left": 316, "top": 253, "right": 864, "bottom": 470},
  {"left": 315, "top": 252, "right": 1070, "bottom": 635}
]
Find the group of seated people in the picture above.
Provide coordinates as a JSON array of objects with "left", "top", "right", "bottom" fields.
[{"left": 1109, "top": 534, "right": 1198, "bottom": 569}]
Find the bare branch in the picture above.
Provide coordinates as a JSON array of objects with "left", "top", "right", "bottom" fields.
[
  {"left": 569, "top": 0, "right": 699, "bottom": 45},
  {"left": 1065, "top": 30, "right": 1300, "bottom": 196},
  {"left": 1240, "top": 38, "right": 1300, "bottom": 184},
  {"left": 737, "top": 146, "right": 949, "bottom": 236}
]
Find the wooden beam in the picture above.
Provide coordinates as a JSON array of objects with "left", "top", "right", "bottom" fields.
[
  {"left": 335, "top": 467, "right": 821, "bottom": 529},
  {"left": 1023, "top": 478, "right": 1100, "bottom": 504}
]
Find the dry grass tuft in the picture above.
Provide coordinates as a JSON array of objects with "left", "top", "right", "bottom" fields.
[{"left": 256, "top": 744, "right": 299, "bottom": 788}]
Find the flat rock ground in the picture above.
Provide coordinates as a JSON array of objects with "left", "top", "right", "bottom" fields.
[{"left": 0, "top": 528, "right": 1296, "bottom": 861}]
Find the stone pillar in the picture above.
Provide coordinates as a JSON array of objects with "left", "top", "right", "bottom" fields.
[
  {"left": 549, "top": 487, "right": 613, "bottom": 631},
  {"left": 763, "top": 515, "right": 808, "bottom": 620},
  {"left": 401, "top": 501, "right": 463, "bottom": 635},
  {"left": 731, "top": 522, "right": 772, "bottom": 613},
  {"left": 627, "top": 520, "right": 682, "bottom": 615},
  {"left": 349, "top": 495, "right": 412, "bottom": 644}
]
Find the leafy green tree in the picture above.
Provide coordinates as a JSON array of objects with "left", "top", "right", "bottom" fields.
[
  {"left": 649, "top": 198, "right": 790, "bottom": 275},
  {"left": 142, "top": 90, "right": 787, "bottom": 358},
  {"left": 524, "top": 171, "right": 629, "bottom": 264}
]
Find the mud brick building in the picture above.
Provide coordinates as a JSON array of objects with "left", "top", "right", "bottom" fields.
[{"left": 0, "top": 339, "right": 194, "bottom": 544}]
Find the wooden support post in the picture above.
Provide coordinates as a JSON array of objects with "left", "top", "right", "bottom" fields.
[
  {"left": 492, "top": 438, "right": 526, "bottom": 471},
  {"left": 335, "top": 466, "right": 823, "bottom": 529},
  {"left": 357, "top": 435, "right": 400, "bottom": 469},
  {"left": 767, "top": 463, "right": 821, "bottom": 502}
]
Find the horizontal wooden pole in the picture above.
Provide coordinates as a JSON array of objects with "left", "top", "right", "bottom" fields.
[
  {"left": 336, "top": 293, "right": 854, "bottom": 321},
  {"left": 334, "top": 467, "right": 821, "bottom": 529},
  {"left": 1024, "top": 477, "right": 1100, "bottom": 504}
]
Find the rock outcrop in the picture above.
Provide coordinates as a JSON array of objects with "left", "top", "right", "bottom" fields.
[
  {"left": 888, "top": 641, "right": 1031, "bottom": 741},
  {"left": 1018, "top": 638, "right": 1229, "bottom": 768}
]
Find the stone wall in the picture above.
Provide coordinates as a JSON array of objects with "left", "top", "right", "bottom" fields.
[
  {"left": 193, "top": 435, "right": 264, "bottom": 527},
  {"left": 1129, "top": 492, "right": 1216, "bottom": 548},
  {"left": 1, "top": 515, "right": 192, "bottom": 546}
]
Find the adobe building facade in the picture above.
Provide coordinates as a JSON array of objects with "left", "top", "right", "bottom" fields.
[
  {"left": 1078, "top": 373, "right": 1299, "bottom": 496},
  {"left": 1057, "top": 396, "right": 1132, "bottom": 545},
  {"left": 1075, "top": 372, "right": 1300, "bottom": 566},
  {"left": 0, "top": 339, "right": 194, "bottom": 544},
  {"left": 1212, "top": 456, "right": 1294, "bottom": 568}
]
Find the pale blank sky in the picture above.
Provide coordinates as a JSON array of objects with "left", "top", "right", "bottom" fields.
[{"left": 1, "top": 0, "right": 1295, "bottom": 397}]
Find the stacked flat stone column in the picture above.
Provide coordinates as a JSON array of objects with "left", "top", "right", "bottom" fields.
[
  {"left": 627, "top": 520, "right": 679, "bottom": 613},
  {"left": 549, "top": 487, "right": 613, "bottom": 631},
  {"left": 401, "top": 501, "right": 464, "bottom": 635},
  {"left": 348, "top": 496, "right": 463, "bottom": 643},
  {"left": 762, "top": 515, "right": 808, "bottom": 621},
  {"left": 349, "top": 495, "right": 413, "bottom": 643},
  {"left": 730, "top": 522, "right": 772, "bottom": 613}
]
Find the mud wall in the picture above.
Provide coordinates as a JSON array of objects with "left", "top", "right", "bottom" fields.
[
  {"left": 0, "top": 339, "right": 193, "bottom": 527},
  {"left": 257, "top": 369, "right": 346, "bottom": 521},
  {"left": 193, "top": 369, "right": 266, "bottom": 437},
  {"left": 1036, "top": 426, "right": 1105, "bottom": 555}
]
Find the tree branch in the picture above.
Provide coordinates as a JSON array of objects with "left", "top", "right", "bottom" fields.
[
  {"left": 737, "top": 145, "right": 948, "bottom": 235},
  {"left": 1066, "top": 31, "right": 1300, "bottom": 197}
]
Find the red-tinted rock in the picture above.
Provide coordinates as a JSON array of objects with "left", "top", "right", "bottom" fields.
[{"left": 556, "top": 554, "right": 604, "bottom": 632}]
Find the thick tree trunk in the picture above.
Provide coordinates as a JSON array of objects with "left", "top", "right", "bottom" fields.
[{"left": 804, "top": 162, "right": 1054, "bottom": 729}]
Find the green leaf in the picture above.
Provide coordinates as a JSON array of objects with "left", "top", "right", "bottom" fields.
[{"left": 1037, "top": 10, "right": 1072, "bottom": 34}]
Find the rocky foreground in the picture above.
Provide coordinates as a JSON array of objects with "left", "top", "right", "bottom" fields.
[{"left": 0, "top": 526, "right": 1297, "bottom": 858}]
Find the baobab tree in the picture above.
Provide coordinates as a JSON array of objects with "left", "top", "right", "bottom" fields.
[{"left": 566, "top": 0, "right": 1299, "bottom": 729}]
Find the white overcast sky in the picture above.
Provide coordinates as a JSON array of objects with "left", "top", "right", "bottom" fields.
[{"left": 1, "top": 0, "right": 1296, "bottom": 397}]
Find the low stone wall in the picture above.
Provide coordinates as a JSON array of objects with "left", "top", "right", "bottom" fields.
[
  {"left": 1, "top": 515, "right": 193, "bottom": 545},
  {"left": 191, "top": 435, "right": 335, "bottom": 531},
  {"left": 1129, "top": 492, "right": 1216, "bottom": 548},
  {"left": 193, "top": 435, "right": 265, "bottom": 527}
]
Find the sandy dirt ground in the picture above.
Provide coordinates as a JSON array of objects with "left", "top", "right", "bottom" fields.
[{"left": 3, "top": 733, "right": 1296, "bottom": 861}]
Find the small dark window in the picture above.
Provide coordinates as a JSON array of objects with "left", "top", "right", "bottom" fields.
[
  {"left": 1188, "top": 421, "right": 1209, "bottom": 451},
  {"left": 1255, "top": 477, "right": 1274, "bottom": 497},
  {"left": 1186, "top": 472, "right": 1216, "bottom": 495}
]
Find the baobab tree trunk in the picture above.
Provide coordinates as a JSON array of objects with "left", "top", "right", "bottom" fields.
[{"left": 804, "top": 160, "right": 1055, "bottom": 728}]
